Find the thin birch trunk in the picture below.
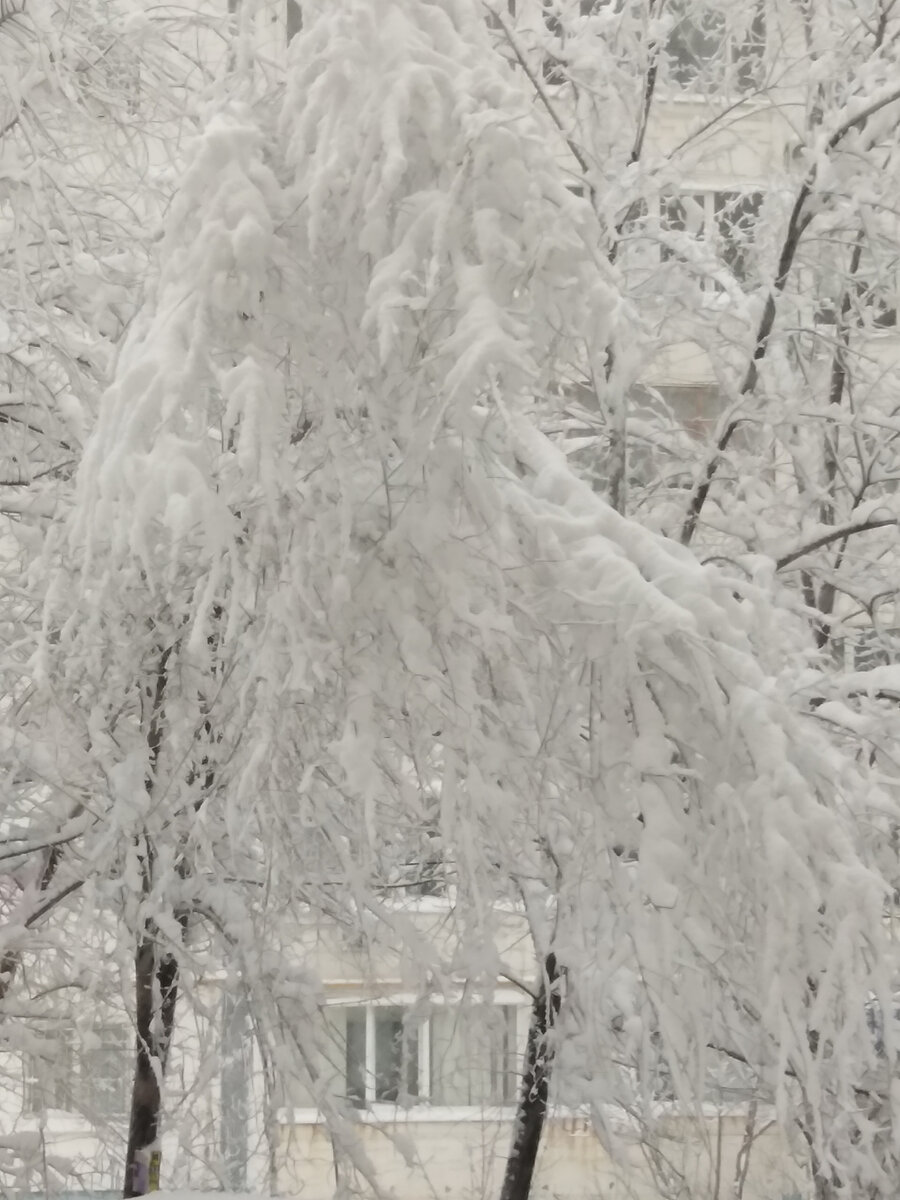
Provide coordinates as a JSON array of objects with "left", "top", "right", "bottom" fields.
[
  {"left": 498, "top": 953, "right": 563, "bottom": 1200},
  {"left": 123, "top": 917, "right": 184, "bottom": 1197},
  {"left": 123, "top": 648, "right": 177, "bottom": 1197}
]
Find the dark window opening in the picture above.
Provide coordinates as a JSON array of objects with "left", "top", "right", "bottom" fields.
[{"left": 665, "top": 0, "right": 765, "bottom": 94}]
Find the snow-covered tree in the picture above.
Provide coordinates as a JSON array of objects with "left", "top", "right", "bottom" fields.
[
  {"left": 30, "top": 2, "right": 900, "bottom": 1198},
  {"left": 512, "top": 0, "right": 900, "bottom": 657},
  {"left": 0, "top": 0, "right": 277, "bottom": 1191},
  {"left": 492, "top": 2, "right": 900, "bottom": 1195}
]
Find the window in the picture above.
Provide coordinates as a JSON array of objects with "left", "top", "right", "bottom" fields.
[
  {"left": 539, "top": 1, "right": 620, "bottom": 82},
  {"left": 815, "top": 275, "right": 898, "bottom": 330},
  {"left": 380, "top": 799, "right": 446, "bottom": 897},
  {"left": 665, "top": 0, "right": 765, "bottom": 94},
  {"left": 25, "top": 1025, "right": 129, "bottom": 1121},
  {"left": 430, "top": 1005, "right": 518, "bottom": 1105},
  {"left": 660, "top": 191, "right": 763, "bottom": 289},
  {"left": 540, "top": 0, "right": 619, "bottom": 22},
  {"left": 834, "top": 628, "right": 900, "bottom": 671},
  {"left": 345, "top": 1006, "right": 421, "bottom": 1106},
  {"left": 24, "top": 1038, "right": 71, "bottom": 1114},
  {"left": 850, "top": 281, "right": 898, "bottom": 329},
  {"left": 656, "top": 384, "right": 722, "bottom": 436},
  {"left": 319, "top": 1003, "right": 519, "bottom": 1109},
  {"left": 83, "top": 1026, "right": 130, "bottom": 1119}
]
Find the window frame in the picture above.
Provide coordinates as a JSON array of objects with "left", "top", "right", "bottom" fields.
[
  {"left": 23, "top": 1023, "right": 130, "bottom": 1122},
  {"left": 345, "top": 1003, "right": 427, "bottom": 1107},
  {"left": 428, "top": 1002, "right": 520, "bottom": 1107},
  {"left": 324, "top": 997, "right": 523, "bottom": 1114}
]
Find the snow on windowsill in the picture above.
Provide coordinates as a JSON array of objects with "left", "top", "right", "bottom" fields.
[
  {"left": 287, "top": 893, "right": 526, "bottom": 919},
  {"left": 277, "top": 1104, "right": 521, "bottom": 1125},
  {"left": 656, "top": 87, "right": 775, "bottom": 110},
  {"left": 277, "top": 1100, "right": 776, "bottom": 1128}
]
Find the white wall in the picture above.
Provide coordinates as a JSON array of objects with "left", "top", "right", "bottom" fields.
[{"left": 277, "top": 1109, "right": 808, "bottom": 1200}]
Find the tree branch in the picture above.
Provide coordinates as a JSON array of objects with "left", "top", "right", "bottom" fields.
[
  {"left": 679, "top": 83, "right": 900, "bottom": 545},
  {"left": 776, "top": 518, "right": 897, "bottom": 571},
  {"left": 491, "top": 9, "right": 594, "bottom": 190}
]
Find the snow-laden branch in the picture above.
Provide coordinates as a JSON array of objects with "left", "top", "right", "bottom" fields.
[
  {"left": 776, "top": 517, "right": 898, "bottom": 571},
  {"left": 679, "top": 73, "right": 900, "bottom": 547}
]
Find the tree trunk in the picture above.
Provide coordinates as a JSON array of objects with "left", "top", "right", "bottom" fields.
[
  {"left": 122, "top": 647, "right": 177, "bottom": 1197},
  {"left": 123, "top": 915, "right": 186, "bottom": 1197},
  {"left": 286, "top": 0, "right": 302, "bottom": 42},
  {"left": 499, "top": 953, "right": 563, "bottom": 1200},
  {"left": 121, "top": 642, "right": 215, "bottom": 1195}
]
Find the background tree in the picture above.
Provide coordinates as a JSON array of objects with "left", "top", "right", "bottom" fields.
[
  {"left": 495, "top": 1, "right": 900, "bottom": 1195},
  {"left": 0, "top": 0, "right": 262, "bottom": 1191}
]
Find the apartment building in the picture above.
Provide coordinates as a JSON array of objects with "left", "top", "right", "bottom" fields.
[
  {"left": 2, "top": 893, "right": 810, "bottom": 1200},
  {"left": 270, "top": 903, "right": 808, "bottom": 1200}
]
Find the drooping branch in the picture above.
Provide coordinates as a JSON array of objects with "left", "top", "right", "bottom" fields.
[{"left": 491, "top": 9, "right": 594, "bottom": 193}]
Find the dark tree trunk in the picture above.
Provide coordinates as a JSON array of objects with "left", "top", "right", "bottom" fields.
[
  {"left": 123, "top": 648, "right": 178, "bottom": 1198},
  {"left": 123, "top": 913, "right": 186, "bottom": 1197},
  {"left": 123, "top": 934, "right": 164, "bottom": 1197},
  {"left": 499, "top": 953, "right": 563, "bottom": 1200},
  {"left": 286, "top": 0, "right": 302, "bottom": 42},
  {"left": 120, "top": 633, "right": 217, "bottom": 1195}
]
